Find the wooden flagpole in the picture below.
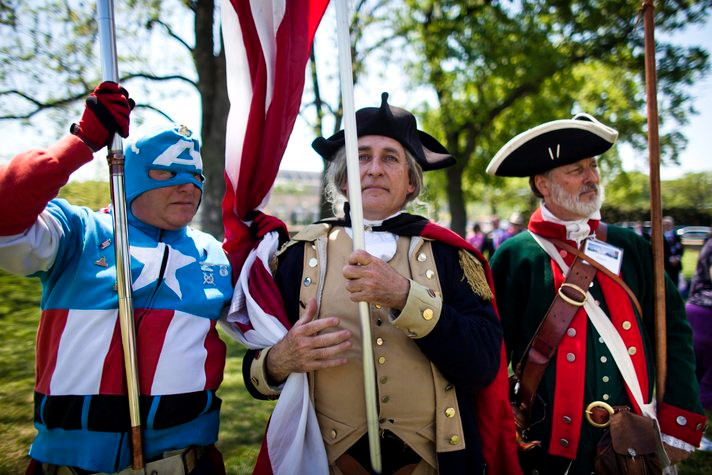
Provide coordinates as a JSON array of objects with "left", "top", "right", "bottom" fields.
[
  {"left": 97, "top": 0, "right": 144, "bottom": 468},
  {"left": 641, "top": 0, "right": 667, "bottom": 404},
  {"left": 334, "top": 0, "right": 382, "bottom": 472}
]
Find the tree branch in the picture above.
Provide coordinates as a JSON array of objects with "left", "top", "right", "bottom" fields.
[
  {"left": 0, "top": 73, "right": 196, "bottom": 120},
  {"left": 148, "top": 18, "right": 194, "bottom": 53},
  {"left": 135, "top": 103, "right": 174, "bottom": 122}
]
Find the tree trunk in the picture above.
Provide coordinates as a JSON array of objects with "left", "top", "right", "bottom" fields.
[
  {"left": 193, "top": 0, "right": 228, "bottom": 238},
  {"left": 446, "top": 160, "right": 467, "bottom": 237}
]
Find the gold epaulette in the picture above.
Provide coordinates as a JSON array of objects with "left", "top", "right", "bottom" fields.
[{"left": 458, "top": 249, "right": 493, "bottom": 301}]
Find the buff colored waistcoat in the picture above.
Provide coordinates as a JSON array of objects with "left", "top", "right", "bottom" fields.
[{"left": 293, "top": 224, "right": 464, "bottom": 472}]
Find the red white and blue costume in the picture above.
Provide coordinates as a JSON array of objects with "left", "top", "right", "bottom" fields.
[{"left": 0, "top": 126, "right": 232, "bottom": 473}]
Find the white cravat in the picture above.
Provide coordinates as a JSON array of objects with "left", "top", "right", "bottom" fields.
[
  {"left": 345, "top": 212, "right": 400, "bottom": 262},
  {"left": 541, "top": 203, "right": 600, "bottom": 245}
]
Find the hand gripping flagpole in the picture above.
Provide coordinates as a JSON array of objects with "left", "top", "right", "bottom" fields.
[
  {"left": 334, "top": 0, "right": 382, "bottom": 472},
  {"left": 97, "top": 0, "right": 144, "bottom": 469},
  {"left": 641, "top": 0, "right": 667, "bottom": 405}
]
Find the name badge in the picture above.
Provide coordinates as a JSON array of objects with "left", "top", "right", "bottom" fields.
[{"left": 584, "top": 239, "right": 623, "bottom": 275}]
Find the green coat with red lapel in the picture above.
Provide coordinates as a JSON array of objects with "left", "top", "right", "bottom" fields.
[{"left": 490, "top": 220, "right": 704, "bottom": 474}]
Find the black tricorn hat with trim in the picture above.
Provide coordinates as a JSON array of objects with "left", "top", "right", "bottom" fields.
[
  {"left": 311, "top": 92, "right": 455, "bottom": 171},
  {"left": 486, "top": 113, "right": 618, "bottom": 177}
]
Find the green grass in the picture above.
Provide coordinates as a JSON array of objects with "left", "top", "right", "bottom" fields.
[
  {"left": 0, "top": 268, "right": 273, "bottom": 474},
  {"left": 2, "top": 267, "right": 711, "bottom": 473}
]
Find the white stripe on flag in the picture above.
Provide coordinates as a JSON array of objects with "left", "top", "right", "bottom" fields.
[
  {"left": 250, "top": 0, "right": 286, "bottom": 111},
  {"left": 221, "top": 1, "right": 252, "bottom": 192}
]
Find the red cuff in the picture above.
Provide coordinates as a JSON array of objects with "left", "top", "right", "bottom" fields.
[
  {"left": 0, "top": 135, "right": 94, "bottom": 235},
  {"left": 658, "top": 402, "right": 706, "bottom": 446}
]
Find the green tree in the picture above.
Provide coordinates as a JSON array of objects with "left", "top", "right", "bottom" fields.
[
  {"left": 393, "top": 0, "right": 710, "bottom": 236},
  {"left": 664, "top": 171, "right": 712, "bottom": 211},
  {"left": 1, "top": 0, "right": 228, "bottom": 237}
]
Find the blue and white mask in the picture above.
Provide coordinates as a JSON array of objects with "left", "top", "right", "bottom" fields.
[{"left": 124, "top": 124, "right": 204, "bottom": 212}]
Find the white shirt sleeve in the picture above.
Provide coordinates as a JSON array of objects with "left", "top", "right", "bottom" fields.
[{"left": 0, "top": 209, "right": 64, "bottom": 275}]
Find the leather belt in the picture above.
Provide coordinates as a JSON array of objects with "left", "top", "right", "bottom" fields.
[
  {"left": 585, "top": 401, "right": 616, "bottom": 428},
  {"left": 43, "top": 445, "right": 206, "bottom": 475}
]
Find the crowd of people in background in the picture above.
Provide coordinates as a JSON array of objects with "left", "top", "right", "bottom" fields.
[{"left": 466, "top": 212, "right": 526, "bottom": 258}]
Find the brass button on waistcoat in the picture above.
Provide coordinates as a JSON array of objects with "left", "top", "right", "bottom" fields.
[
  {"left": 423, "top": 308, "right": 434, "bottom": 320},
  {"left": 622, "top": 321, "right": 632, "bottom": 330},
  {"left": 425, "top": 269, "right": 435, "bottom": 279},
  {"left": 417, "top": 253, "right": 427, "bottom": 262},
  {"left": 376, "top": 337, "right": 384, "bottom": 346},
  {"left": 628, "top": 347, "right": 637, "bottom": 355},
  {"left": 330, "top": 429, "right": 337, "bottom": 439},
  {"left": 445, "top": 407, "right": 456, "bottom": 418},
  {"left": 308, "top": 258, "right": 318, "bottom": 268},
  {"left": 560, "top": 438, "right": 569, "bottom": 448},
  {"left": 378, "top": 356, "right": 386, "bottom": 365},
  {"left": 449, "top": 435, "right": 460, "bottom": 445}
]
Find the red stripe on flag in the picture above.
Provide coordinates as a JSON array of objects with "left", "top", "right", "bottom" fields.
[{"left": 248, "top": 258, "right": 291, "bottom": 329}]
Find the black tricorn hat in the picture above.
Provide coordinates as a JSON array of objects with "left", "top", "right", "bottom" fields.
[
  {"left": 486, "top": 113, "right": 618, "bottom": 177},
  {"left": 311, "top": 92, "right": 455, "bottom": 171}
]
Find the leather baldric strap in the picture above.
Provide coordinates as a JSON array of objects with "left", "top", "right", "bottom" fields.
[
  {"left": 515, "top": 222, "right": 644, "bottom": 423},
  {"left": 547, "top": 236, "right": 643, "bottom": 317},
  {"left": 515, "top": 256, "right": 598, "bottom": 415}
]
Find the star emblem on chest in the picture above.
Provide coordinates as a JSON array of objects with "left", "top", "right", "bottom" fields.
[{"left": 130, "top": 243, "right": 196, "bottom": 299}]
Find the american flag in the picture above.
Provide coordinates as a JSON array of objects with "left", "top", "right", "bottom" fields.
[{"left": 220, "top": 1, "right": 330, "bottom": 473}]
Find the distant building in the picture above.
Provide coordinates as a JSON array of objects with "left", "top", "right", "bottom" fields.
[{"left": 263, "top": 169, "right": 322, "bottom": 227}]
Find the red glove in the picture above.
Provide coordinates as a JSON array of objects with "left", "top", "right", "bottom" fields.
[{"left": 70, "top": 82, "right": 135, "bottom": 151}]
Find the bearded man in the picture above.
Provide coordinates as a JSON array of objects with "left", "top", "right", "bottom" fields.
[{"left": 487, "top": 114, "right": 705, "bottom": 474}]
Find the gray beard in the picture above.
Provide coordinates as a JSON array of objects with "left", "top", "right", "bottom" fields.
[{"left": 549, "top": 180, "right": 605, "bottom": 219}]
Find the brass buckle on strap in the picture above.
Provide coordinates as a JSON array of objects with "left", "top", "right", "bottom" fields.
[
  {"left": 558, "top": 282, "right": 587, "bottom": 307},
  {"left": 585, "top": 400, "right": 615, "bottom": 428}
]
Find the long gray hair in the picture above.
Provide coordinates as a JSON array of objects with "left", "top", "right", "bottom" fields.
[{"left": 324, "top": 145, "right": 425, "bottom": 216}]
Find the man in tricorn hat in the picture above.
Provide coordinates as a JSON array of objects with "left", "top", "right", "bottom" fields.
[
  {"left": 242, "top": 93, "right": 520, "bottom": 474},
  {"left": 487, "top": 114, "right": 705, "bottom": 474}
]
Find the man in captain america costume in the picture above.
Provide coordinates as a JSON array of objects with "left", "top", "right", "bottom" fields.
[{"left": 0, "top": 82, "right": 232, "bottom": 474}]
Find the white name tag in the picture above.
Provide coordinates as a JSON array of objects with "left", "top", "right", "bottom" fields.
[{"left": 584, "top": 238, "right": 624, "bottom": 275}]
